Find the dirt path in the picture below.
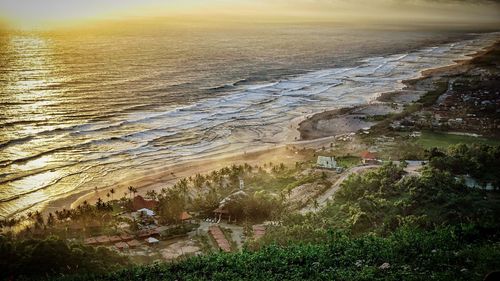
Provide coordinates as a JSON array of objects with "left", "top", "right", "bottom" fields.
[{"left": 300, "top": 165, "right": 378, "bottom": 214}]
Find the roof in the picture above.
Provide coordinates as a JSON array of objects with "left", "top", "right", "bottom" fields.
[
  {"left": 252, "top": 225, "right": 266, "bottom": 239},
  {"left": 145, "top": 237, "right": 159, "bottom": 244},
  {"left": 360, "top": 151, "right": 376, "bottom": 160},
  {"left": 137, "top": 208, "right": 155, "bottom": 216},
  {"left": 95, "top": 236, "right": 110, "bottom": 244},
  {"left": 84, "top": 237, "right": 98, "bottom": 245},
  {"left": 179, "top": 211, "right": 192, "bottom": 220},
  {"left": 120, "top": 233, "right": 134, "bottom": 241},
  {"left": 317, "top": 156, "right": 337, "bottom": 169},
  {"left": 137, "top": 229, "right": 159, "bottom": 238},
  {"left": 127, "top": 239, "right": 141, "bottom": 247},
  {"left": 219, "top": 190, "right": 248, "bottom": 206},
  {"left": 109, "top": 235, "right": 122, "bottom": 243},
  {"left": 132, "top": 195, "right": 158, "bottom": 211},
  {"left": 115, "top": 242, "right": 129, "bottom": 250}
]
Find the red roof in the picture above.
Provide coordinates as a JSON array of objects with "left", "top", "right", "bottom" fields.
[
  {"left": 127, "top": 239, "right": 142, "bottom": 247},
  {"left": 115, "top": 242, "right": 129, "bottom": 250},
  {"left": 109, "top": 235, "right": 122, "bottom": 243},
  {"left": 360, "top": 151, "right": 376, "bottom": 160},
  {"left": 179, "top": 211, "right": 192, "bottom": 220},
  {"left": 132, "top": 195, "right": 158, "bottom": 211}
]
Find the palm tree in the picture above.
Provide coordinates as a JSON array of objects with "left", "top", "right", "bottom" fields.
[
  {"left": 146, "top": 190, "right": 158, "bottom": 200},
  {"left": 110, "top": 188, "right": 115, "bottom": 200},
  {"left": 128, "top": 186, "right": 135, "bottom": 199},
  {"left": 34, "top": 211, "right": 44, "bottom": 228},
  {"left": 47, "top": 213, "right": 55, "bottom": 227},
  {"left": 106, "top": 192, "right": 111, "bottom": 201}
]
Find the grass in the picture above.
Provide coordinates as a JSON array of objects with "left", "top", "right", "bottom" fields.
[
  {"left": 246, "top": 173, "right": 297, "bottom": 193},
  {"left": 416, "top": 131, "right": 500, "bottom": 149},
  {"left": 336, "top": 155, "right": 361, "bottom": 168}
]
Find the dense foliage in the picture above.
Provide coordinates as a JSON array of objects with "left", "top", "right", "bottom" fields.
[
  {"left": 57, "top": 226, "right": 499, "bottom": 281},
  {"left": 0, "top": 235, "right": 129, "bottom": 280},
  {"left": 428, "top": 144, "right": 500, "bottom": 188},
  {"left": 3, "top": 144, "right": 499, "bottom": 280}
]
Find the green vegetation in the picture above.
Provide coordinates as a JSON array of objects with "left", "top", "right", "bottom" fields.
[
  {"left": 416, "top": 131, "right": 500, "bottom": 149},
  {"left": 2, "top": 145, "right": 499, "bottom": 280},
  {"left": 0, "top": 235, "right": 129, "bottom": 280},
  {"left": 55, "top": 226, "right": 499, "bottom": 281},
  {"left": 258, "top": 144, "right": 499, "bottom": 246},
  {"left": 336, "top": 155, "right": 362, "bottom": 168},
  {"left": 427, "top": 143, "right": 500, "bottom": 187},
  {"left": 160, "top": 223, "right": 199, "bottom": 239}
]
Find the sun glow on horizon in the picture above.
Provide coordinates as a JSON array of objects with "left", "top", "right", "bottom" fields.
[{"left": 1, "top": 0, "right": 499, "bottom": 30}]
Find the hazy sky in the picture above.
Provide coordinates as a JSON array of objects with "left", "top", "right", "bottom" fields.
[{"left": 0, "top": 0, "right": 499, "bottom": 28}]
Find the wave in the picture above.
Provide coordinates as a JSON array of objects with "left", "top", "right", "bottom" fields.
[{"left": 0, "top": 136, "right": 34, "bottom": 150}]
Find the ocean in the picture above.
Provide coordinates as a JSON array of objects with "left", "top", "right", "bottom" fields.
[{"left": 0, "top": 23, "right": 498, "bottom": 218}]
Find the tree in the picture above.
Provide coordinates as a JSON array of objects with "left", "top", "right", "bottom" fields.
[
  {"left": 47, "top": 213, "right": 55, "bottom": 227},
  {"left": 128, "top": 186, "right": 134, "bottom": 199}
]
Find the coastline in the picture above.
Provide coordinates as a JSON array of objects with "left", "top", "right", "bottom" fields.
[
  {"left": 299, "top": 40, "right": 500, "bottom": 140},
  {"left": 39, "top": 38, "right": 499, "bottom": 218}
]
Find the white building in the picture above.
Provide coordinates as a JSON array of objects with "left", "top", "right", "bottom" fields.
[
  {"left": 136, "top": 208, "right": 155, "bottom": 217},
  {"left": 317, "top": 156, "right": 337, "bottom": 169}
]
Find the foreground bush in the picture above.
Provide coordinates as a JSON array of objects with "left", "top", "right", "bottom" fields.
[
  {"left": 0, "top": 235, "right": 129, "bottom": 280},
  {"left": 55, "top": 226, "right": 499, "bottom": 281}
]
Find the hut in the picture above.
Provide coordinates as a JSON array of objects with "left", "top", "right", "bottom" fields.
[
  {"left": 84, "top": 237, "right": 98, "bottom": 245},
  {"left": 136, "top": 208, "right": 155, "bottom": 217},
  {"left": 360, "top": 151, "right": 380, "bottom": 165},
  {"left": 213, "top": 207, "right": 230, "bottom": 221},
  {"left": 95, "top": 235, "right": 110, "bottom": 244},
  {"left": 109, "top": 235, "right": 122, "bottom": 243},
  {"left": 127, "top": 239, "right": 141, "bottom": 248},
  {"left": 145, "top": 237, "right": 159, "bottom": 245},
  {"left": 114, "top": 242, "right": 129, "bottom": 251},
  {"left": 179, "top": 211, "right": 192, "bottom": 222},
  {"left": 120, "top": 233, "right": 134, "bottom": 241}
]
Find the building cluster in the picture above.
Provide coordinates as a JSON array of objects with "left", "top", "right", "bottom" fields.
[{"left": 391, "top": 77, "right": 499, "bottom": 136}]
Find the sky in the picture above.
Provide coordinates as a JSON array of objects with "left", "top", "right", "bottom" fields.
[{"left": 0, "top": 0, "right": 499, "bottom": 29}]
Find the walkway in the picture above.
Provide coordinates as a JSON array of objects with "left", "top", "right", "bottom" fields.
[{"left": 300, "top": 165, "right": 378, "bottom": 214}]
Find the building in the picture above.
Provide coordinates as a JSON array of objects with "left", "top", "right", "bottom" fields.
[
  {"left": 316, "top": 156, "right": 337, "bottom": 169},
  {"left": 136, "top": 208, "right": 155, "bottom": 217},
  {"left": 132, "top": 195, "right": 158, "bottom": 211},
  {"left": 360, "top": 151, "right": 380, "bottom": 165},
  {"left": 179, "top": 211, "right": 192, "bottom": 221}
]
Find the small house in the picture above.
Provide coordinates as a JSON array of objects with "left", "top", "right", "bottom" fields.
[
  {"left": 136, "top": 208, "right": 155, "bottom": 217},
  {"left": 145, "top": 237, "right": 159, "bottom": 245},
  {"left": 316, "top": 156, "right": 337, "bottom": 169},
  {"left": 179, "top": 211, "right": 192, "bottom": 222},
  {"left": 114, "top": 242, "right": 129, "bottom": 251},
  {"left": 361, "top": 151, "right": 380, "bottom": 165}
]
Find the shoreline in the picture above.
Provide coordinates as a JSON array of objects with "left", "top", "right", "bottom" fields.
[
  {"left": 35, "top": 38, "right": 498, "bottom": 218},
  {"left": 298, "top": 40, "right": 499, "bottom": 140}
]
